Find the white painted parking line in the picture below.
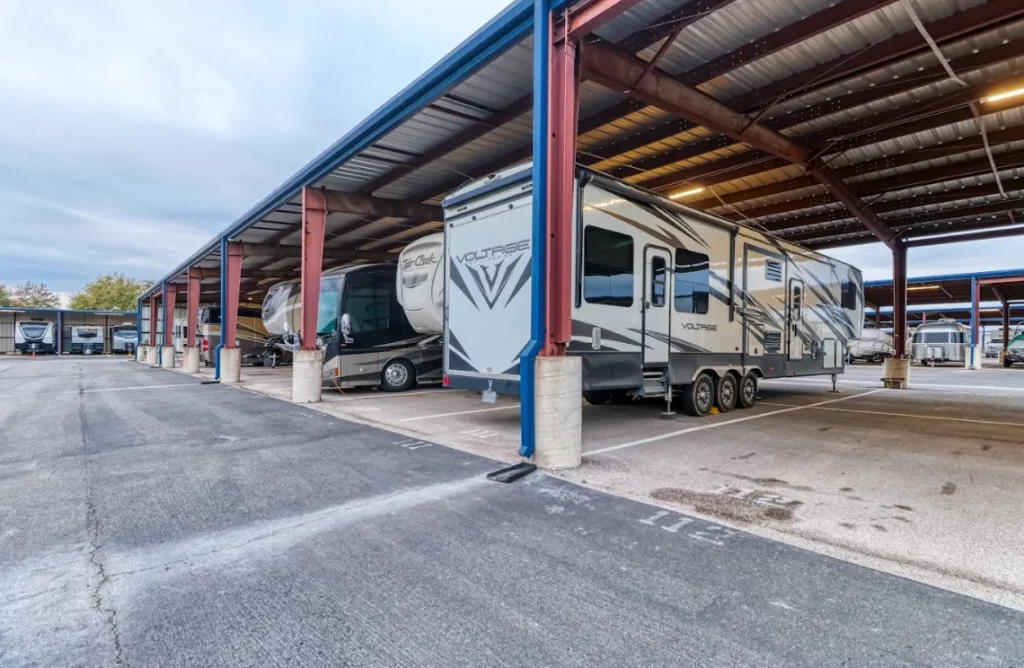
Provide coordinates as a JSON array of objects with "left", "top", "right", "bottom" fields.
[
  {"left": 584, "top": 389, "right": 885, "bottom": 457},
  {"left": 0, "top": 382, "right": 199, "bottom": 399},
  {"left": 770, "top": 377, "right": 1024, "bottom": 393},
  {"left": 337, "top": 389, "right": 466, "bottom": 402},
  {"left": 398, "top": 404, "right": 519, "bottom": 422},
  {"left": 757, "top": 401, "right": 1024, "bottom": 429}
]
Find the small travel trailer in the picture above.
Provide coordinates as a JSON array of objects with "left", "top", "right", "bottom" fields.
[
  {"left": 441, "top": 164, "right": 864, "bottom": 416},
  {"left": 14, "top": 320, "right": 56, "bottom": 354},
  {"left": 911, "top": 319, "right": 968, "bottom": 364},
  {"left": 846, "top": 327, "right": 894, "bottom": 363},
  {"left": 110, "top": 324, "right": 138, "bottom": 353},
  {"left": 261, "top": 260, "right": 443, "bottom": 391},
  {"left": 70, "top": 326, "right": 104, "bottom": 354}
]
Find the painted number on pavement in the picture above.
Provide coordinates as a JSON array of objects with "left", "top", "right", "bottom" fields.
[
  {"left": 711, "top": 485, "right": 799, "bottom": 508},
  {"left": 392, "top": 438, "right": 432, "bottom": 450},
  {"left": 637, "top": 510, "right": 736, "bottom": 546}
]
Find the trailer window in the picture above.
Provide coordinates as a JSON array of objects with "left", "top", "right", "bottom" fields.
[
  {"left": 674, "top": 249, "right": 709, "bottom": 315},
  {"left": 20, "top": 323, "right": 49, "bottom": 338},
  {"left": 841, "top": 279, "right": 858, "bottom": 310},
  {"left": 916, "top": 331, "right": 955, "bottom": 344},
  {"left": 650, "top": 256, "right": 667, "bottom": 307},
  {"left": 583, "top": 227, "right": 634, "bottom": 307}
]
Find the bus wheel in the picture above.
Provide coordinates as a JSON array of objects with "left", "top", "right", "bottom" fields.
[
  {"left": 381, "top": 359, "right": 415, "bottom": 392},
  {"left": 681, "top": 374, "right": 715, "bottom": 417},
  {"left": 738, "top": 371, "right": 758, "bottom": 409},
  {"left": 715, "top": 373, "right": 738, "bottom": 413}
]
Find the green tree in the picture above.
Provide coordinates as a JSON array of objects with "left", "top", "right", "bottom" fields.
[
  {"left": 70, "top": 273, "right": 153, "bottom": 311},
  {"left": 0, "top": 283, "right": 12, "bottom": 307},
  {"left": 11, "top": 281, "right": 60, "bottom": 308}
]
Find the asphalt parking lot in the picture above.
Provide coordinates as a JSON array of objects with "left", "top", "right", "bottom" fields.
[
  {"left": 225, "top": 360, "right": 1024, "bottom": 611},
  {"left": 3, "top": 356, "right": 1024, "bottom": 667}
]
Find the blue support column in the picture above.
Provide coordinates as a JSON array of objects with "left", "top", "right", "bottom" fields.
[
  {"left": 970, "top": 275, "right": 979, "bottom": 367},
  {"left": 214, "top": 236, "right": 227, "bottom": 381},
  {"left": 519, "top": 0, "right": 551, "bottom": 460},
  {"left": 136, "top": 300, "right": 142, "bottom": 351},
  {"left": 56, "top": 310, "right": 63, "bottom": 355}
]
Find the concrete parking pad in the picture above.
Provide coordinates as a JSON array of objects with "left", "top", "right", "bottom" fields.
[
  {"left": 205, "top": 360, "right": 1024, "bottom": 611},
  {"left": 3, "top": 357, "right": 1024, "bottom": 666}
]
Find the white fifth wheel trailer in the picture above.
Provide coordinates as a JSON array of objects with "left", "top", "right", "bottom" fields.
[
  {"left": 15, "top": 320, "right": 56, "bottom": 355},
  {"left": 442, "top": 164, "right": 864, "bottom": 416}
]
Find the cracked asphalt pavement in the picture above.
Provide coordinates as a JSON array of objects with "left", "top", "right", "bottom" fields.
[{"left": 2, "top": 357, "right": 1023, "bottom": 667}]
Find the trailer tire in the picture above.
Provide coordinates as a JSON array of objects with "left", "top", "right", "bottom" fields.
[
  {"left": 681, "top": 373, "right": 715, "bottom": 417},
  {"left": 1005, "top": 358, "right": 1014, "bottom": 368},
  {"left": 738, "top": 371, "right": 758, "bottom": 409},
  {"left": 380, "top": 358, "right": 415, "bottom": 392},
  {"left": 584, "top": 390, "right": 613, "bottom": 406},
  {"left": 716, "top": 373, "right": 739, "bottom": 413}
]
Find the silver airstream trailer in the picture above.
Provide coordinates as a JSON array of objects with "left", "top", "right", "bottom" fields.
[{"left": 911, "top": 319, "right": 968, "bottom": 365}]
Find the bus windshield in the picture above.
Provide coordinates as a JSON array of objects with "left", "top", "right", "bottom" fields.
[{"left": 317, "top": 275, "right": 344, "bottom": 334}]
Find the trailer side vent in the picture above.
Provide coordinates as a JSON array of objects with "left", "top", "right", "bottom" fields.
[
  {"left": 764, "top": 331, "right": 782, "bottom": 352},
  {"left": 765, "top": 260, "right": 783, "bottom": 282}
]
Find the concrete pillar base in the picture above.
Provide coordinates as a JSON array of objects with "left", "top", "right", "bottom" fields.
[
  {"left": 292, "top": 349, "right": 324, "bottom": 403},
  {"left": 160, "top": 346, "right": 175, "bottom": 369},
  {"left": 137, "top": 345, "right": 147, "bottom": 362},
  {"left": 183, "top": 347, "right": 200, "bottom": 374},
  {"left": 532, "top": 356, "right": 582, "bottom": 470},
  {"left": 146, "top": 345, "right": 159, "bottom": 366},
  {"left": 972, "top": 344, "right": 983, "bottom": 370},
  {"left": 882, "top": 358, "right": 910, "bottom": 389},
  {"left": 220, "top": 348, "right": 242, "bottom": 384}
]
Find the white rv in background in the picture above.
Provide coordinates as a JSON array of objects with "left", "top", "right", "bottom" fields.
[
  {"left": 110, "top": 324, "right": 139, "bottom": 353},
  {"left": 70, "top": 326, "right": 104, "bottom": 354},
  {"left": 442, "top": 164, "right": 864, "bottom": 416},
  {"left": 15, "top": 320, "right": 56, "bottom": 354},
  {"left": 846, "top": 327, "right": 894, "bottom": 363},
  {"left": 912, "top": 319, "right": 968, "bottom": 364}
]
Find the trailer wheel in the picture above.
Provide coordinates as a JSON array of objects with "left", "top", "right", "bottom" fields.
[
  {"left": 738, "top": 371, "right": 758, "bottom": 409},
  {"left": 716, "top": 373, "right": 739, "bottom": 413},
  {"left": 583, "top": 390, "right": 612, "bottom": 405},
  {"left": 380, "top": 359, "right": 415, "bottom": 392},
  {"left": 681, "top": 374, "right": 715, "bottom": 417}
]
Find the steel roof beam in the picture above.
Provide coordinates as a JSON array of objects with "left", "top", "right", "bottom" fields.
[
  {"left": 636, "top": 65, "right": 1024, "bottom": 192},
  {"left": 732, "top": 0, "right": 1024, "bottom": 113},
  {"left": 563, "top": 0, "right": 646, "bottom": 39},
  {"left": 580, "top": 41, "right": 896, "bottom": 247},
  {"left": 594, "top": 9, "right": 1024, "bottom": 181},
  {"left": 804, "top": 211, "right": 1024, "bottom": 249},
  {"left": 737, "top": 149, "right": 1024, "bottom": 222},
  {"left": 239, "top": 243, "right": 394, "bottom": 262},
  {"left": 319, "top": 189, "right": 443, "bottom": 221}
]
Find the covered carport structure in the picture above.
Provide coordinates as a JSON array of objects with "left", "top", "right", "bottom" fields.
[
  {"left": 864, "top": 268, "right": 1024, "bottom": 362},
  {"left": 140, "top": 0, "right": 1024, "bottom": 465}
]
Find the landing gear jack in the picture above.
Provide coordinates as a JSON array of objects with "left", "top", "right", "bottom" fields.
[
  {"left": 828, "top": 373, "right": 840, "bottom": 394},
  {"left": 661, "top": 383, "right": 675, "bottom": 417}
]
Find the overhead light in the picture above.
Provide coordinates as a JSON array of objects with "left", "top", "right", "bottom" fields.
[
  {"left": 906, "top": 284, "right": 941, "bottom": 291},
  {"left": 983, "top": 86, "right": 1024, "bottom": 104},
  {"left": 669, "top": 187, "right": 705, "bottom": 200}
]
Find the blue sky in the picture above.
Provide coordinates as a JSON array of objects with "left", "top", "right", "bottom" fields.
[{"left": 0, "top": 0, "right": 1021, "bottom": 303}]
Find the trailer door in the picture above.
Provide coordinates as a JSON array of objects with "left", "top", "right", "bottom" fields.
[
  {"left": 788, "top": 278, "right": 805, "bottom": 361},
  {"left": 643, "top": 247, "right": 671, "bottom": 365}
]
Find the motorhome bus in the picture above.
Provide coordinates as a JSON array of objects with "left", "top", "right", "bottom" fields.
[
  {"left": 441, "top": 164, "right": 864, "bottom": 416},
  {"left": 197, "top": 306, "right": 269, "bottom": 366},
  {"left": 15, "top": 320, "right": 56, "bottom": 355},
  {"left": 261, "top": 262, "right": 442, "bottom": 391}
]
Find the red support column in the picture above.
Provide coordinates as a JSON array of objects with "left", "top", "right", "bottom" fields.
[
  {"left": 187, "top": 268, "right": 201, "bottom": 348},
  {"left": 148, "top": 293, "right": 159, "bottom": 347},
  {"left": 544, "top": 18, "right": 580, "bottom": 356},
  {"left": 892, "top": 240, "right": 908, "bottom": 358},
  {"left": 300, "top": 187, "right": 326, "bottom": 350},
  {"left": 223, "top": 242, "right": 243, "bottom": 348},
  {"left": 163, "top": 284, "right": 177, "bottom": 347}
]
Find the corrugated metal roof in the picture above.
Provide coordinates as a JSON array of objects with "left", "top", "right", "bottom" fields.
[{"left": 144, "top": 0, "right": 1024, "bottom": 301}]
